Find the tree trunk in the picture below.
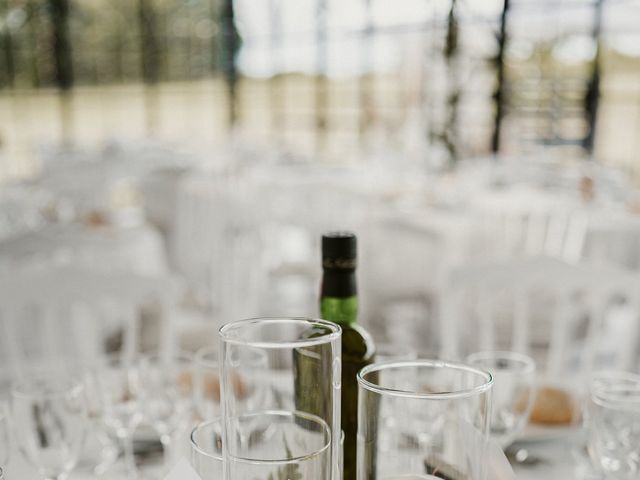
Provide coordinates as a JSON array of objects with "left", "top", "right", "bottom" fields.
[
  {"left": 583, "top": 0, "right": 604, "bottom": 154},
  {"left": 443, "top": 0, "right": 460, "bottom": 164},
  {"left": 0, "top": 30, "right": 15, "bottom": 88},
  {"left": 220, "top": 0, "right": 239, "bottom": 127},
  {"left": 0, "top": 0, "right": 15, "bottom": 88},
  {"left": 491, "top": 0, "right": 510, "bottom": 154},
  {"left": 49, "top": 0, "right": 74, "bottom": 90},
  {"left": 138, "top": 0, "right": 161, "bottom": 84}
]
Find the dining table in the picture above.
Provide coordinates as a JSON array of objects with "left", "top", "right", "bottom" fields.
[{"left": 2, "top": 428, "right": 595, "bottom": 479}]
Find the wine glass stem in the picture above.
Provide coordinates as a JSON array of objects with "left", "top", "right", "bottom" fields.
[
  {"left": 160, "top": 432, "right": 173, "bottom": 473},
  {"left": 122, "top": 434, "right": 137, "bottom": 477}
]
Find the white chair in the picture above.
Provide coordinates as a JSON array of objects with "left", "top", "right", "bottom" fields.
[
  {"left": 360, "top": 210, "right": 455, "bottom": 354},
  {"left": 475, "top": 208, "right": 590, "bottom": 264},
  {"left": 173, "top": 171, "right": 264, "bottom": 321},
  {"left": 438, "top": 256, "right": 640, "bottom": 380},
  {"left": 0, "top": 267, "right": 180, "bottom": 390}
]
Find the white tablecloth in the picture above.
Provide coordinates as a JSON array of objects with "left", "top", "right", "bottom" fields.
[
  {"left": 4, "top": 440, "right": 589, "bottom": 479},
  {"left": 0, "top": 222, "right": 168, "bottom": 275}
]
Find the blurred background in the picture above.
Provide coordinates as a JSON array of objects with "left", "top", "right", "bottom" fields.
[
  {"left": 3, "top": 2, "right": 640, "bottom": 478},
  {"left": 1, "top": 0, "right": 640, "bottom": 177},
  {"left": 2, "top": 0, "right": 640, "bottom": 377}
]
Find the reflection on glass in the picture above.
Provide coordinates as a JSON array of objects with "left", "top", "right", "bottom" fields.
[
  {"left": 11, "top": 374, "right": 87, "bottom": 480},
  {"left": 219, "top": 317, "right": 342, "bottom": 480},
  {"left": 587, "top": 370, "right": 640, "bottom": 480},
  {"left": 357, "top": 360, "right": 493, "bottom": 480},
  {"left": 466, "top": 351, "right": 536, "bottom": 447}
]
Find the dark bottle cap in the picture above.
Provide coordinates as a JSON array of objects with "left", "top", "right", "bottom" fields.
[{"left": 322, "top": 231, "right": 357, "bottom": 270}]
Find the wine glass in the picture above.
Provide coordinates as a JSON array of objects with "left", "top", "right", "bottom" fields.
[
  {"left": 219, "top": 317, "right": 342, "bottom": 480},
  {"left": 78, "top": 367, "right": 119, "bottom": 475},
  {"left": 357, "top": 359, "right": 493, "bottom": 480},
  {"left": 97, "top": 355, "right": 143, "bottom": 478},
  {"left": 11, "top": 374, "right": 88, "bottom": 480},
  {"left": 466, "top": 351, "right": 536, "bottom": 447},
  {"left": 587, "top": 370, "right": 640, "bottom": 480},
  {"left": 138, "top": 352, "right": 194, "bottom": 472},
  {"left": 194, "top": 346, "right": 221, "bottom": 420},
  {"left": 194, "top": 345, "right": 268, "bottom": 421}
]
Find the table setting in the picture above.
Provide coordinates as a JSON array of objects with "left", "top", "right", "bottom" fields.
[
  {"left": 5, "top": 321, "right": 638, "bottom": 480},
  {"left": 2, "top": 221, "right": 639, "bottom": 480}
]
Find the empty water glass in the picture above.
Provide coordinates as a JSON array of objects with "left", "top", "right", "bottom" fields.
[
  {"left": 11, "top": 374, "right": 88, "bottom": 480},
  {"left": 97, "top": 355, "right": 143, "bottom": 478},
  {"left": 219, "top": 317, "right": 342, "bottom": 480},
  {"left": 190, "top": 419, "right": 224, "bottom": 479},
  {"left": 190, "top": 419, "right": 346, "bottom": 480},
  {"left": 194, "top": 346, "right": 268, "bottom": 421},
  {"left": 587, "top": 370, "right": 640, "bottom": 479},
  {"left": 194, "top": 347, "right": 222, "bottom": 420},
  {"left": 139, "top": 352, "right": 194, "bottom": 472},
  {"left": 357, "top": 360, "right": 493, "bottom": 480},
  {"left": 466, "top": 351, "right": 536, "bottom": 447}
]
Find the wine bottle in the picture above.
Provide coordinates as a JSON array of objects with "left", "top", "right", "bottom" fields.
[{"left": 320, "top": 232, "right": 375, "bottom": 480}]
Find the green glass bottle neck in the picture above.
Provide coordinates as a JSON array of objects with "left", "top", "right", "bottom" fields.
[
  {"left": 320, "top": 295, "right": 358, "bottom": 326},
  {"left": 320, "top": 269, "right": 358, "bottom": 326}
]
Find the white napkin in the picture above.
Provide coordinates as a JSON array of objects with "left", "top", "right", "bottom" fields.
[
  {"left": 487, "top": 439, "right": 517, "bottom": 480},
  {"left": 164, "top": 457, "right": 203, "bottom": 480},
  {"left": 461, "top": 419, "right": 517, "bottom": 480}
]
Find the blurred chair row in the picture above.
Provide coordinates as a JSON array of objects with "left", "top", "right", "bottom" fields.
[
  {"left": 0, "top": 268, "right": 181, "bottom": 392},
  {"left": 1, "top": 143, "right": 640, "bottom": 392}
]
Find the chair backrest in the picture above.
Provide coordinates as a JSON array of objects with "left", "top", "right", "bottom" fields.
[
  {"left": 360, "top": 211, "right": 453, "bottom": 353},
  {"left": 439, "top": 256, "right": 640, "bottom": 380},
  {"left": 0, "top": 267, "right": 180, "bottom": 389},
  {"left": 475, "top": 208, "right": 590, "bottom": 263},
  {"left": 173, "top": 172, "right": 263, "bottom": 319}
]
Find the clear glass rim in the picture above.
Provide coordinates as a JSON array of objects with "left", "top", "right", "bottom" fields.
[
  {"left": 195, "top": 346, "right": 219, "bottom": 368},
  {"left": 11, "top": 374, "right": 84, "bottom": 399},
  {"left": 357, "top": 359, "right": 493, "bottom": 399},
  {"left": 224, "top": 410, "right": 331, "bottom": 465},
  {"left": 140, "top": 351, "right": 194, "bottom": 364},
  {"left": 591, "top": 370, "right": 640, "bottom": 406},
  {"left": 191, "top": 418, "right": 223, "bottom": 461},
  {"left": 219, "top": 317, "right": 341, "bottom": 349},
  {"left": 466, "top": 350, "right": 536, "bottom": 375}
]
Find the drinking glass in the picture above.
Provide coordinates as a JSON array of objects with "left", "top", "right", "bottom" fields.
[
  {"left": 194, "top": 347, "right": 221, "bottom": 421},
  {"left": 78, "top": 367, "right": 118, "bottom": 475},
  {"left": 138, "top": 352, "right": 194, "bottom": 472},
  {"left": 466, "top": 351, "right": 536, "bottom": 447},
  {"left": 190, "top": 419, "right": 223, "bottom": 479},
  {"left": 194, "top": 346, "right": 268, "bottom": 421},
  {"left": 11, "top": 374, "right": 88, "bottom": 480},
  {"left": 219, "top": 317, "right": 342, "bottom": 480},
  {"left": 190, "top": 420, "right": 346, "bottom": 480},
  {"left": 587, "top": 370, "right": 640, "bottom": 479},
  {"left": 357, "top": 360, "right": 493, "bottom": 480},
  {"left": 97, "top": 355, "right": 143, "bottom": 478}
]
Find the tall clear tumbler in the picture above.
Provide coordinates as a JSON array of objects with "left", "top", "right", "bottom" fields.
[
  {"left": 357, "top": 360, "right": 493, "bottom": 480},
  {"left": 587, "top": 370, "right": 640, "bottom": 480},
  {"left": 219, "top": 317, "right": 342, "bottom": 480}
]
